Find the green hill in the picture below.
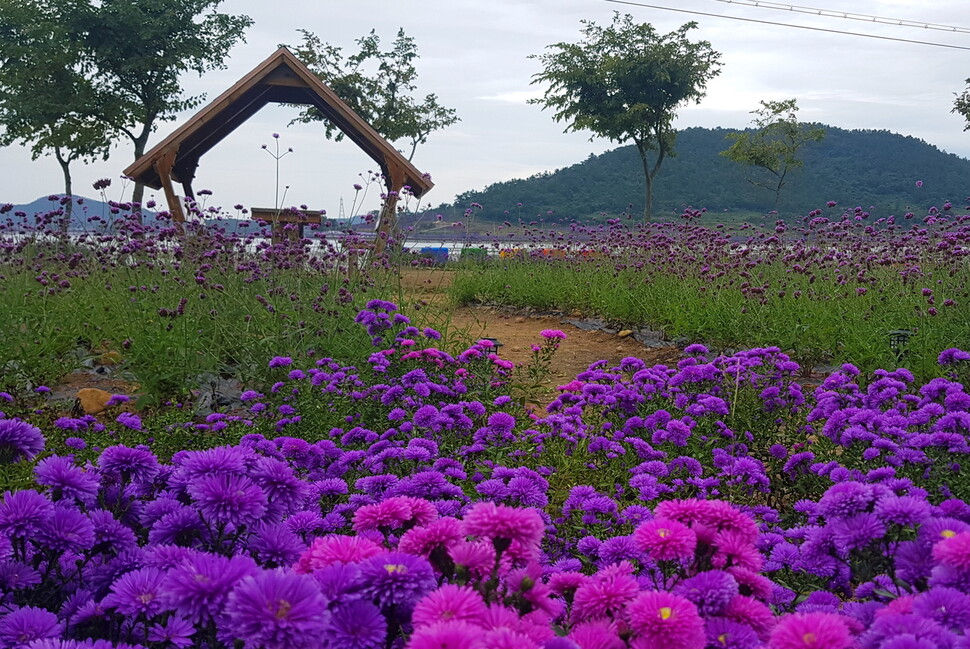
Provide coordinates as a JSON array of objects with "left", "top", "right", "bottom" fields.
[{"left": 440, "top": 126, "right": 970, "bottom": 222}]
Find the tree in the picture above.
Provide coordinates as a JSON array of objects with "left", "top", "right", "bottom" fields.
[
  {"left": 954, "top": 79, "right": 970, "bottom": 129},
  {"left": 0, "top": 0, "right": 114, "bottom": 226},
  {"left": 721, "top": 99, "right": 825, "bottom": 211},
  {"left": 77, "top": 0, "right": 253, "bottom": 209},
  {"left": 289, "top": 28, "right": 459, "bottom": 162},
  {"left": 529, "top": 13, "right": 722, "bottom": 221}
]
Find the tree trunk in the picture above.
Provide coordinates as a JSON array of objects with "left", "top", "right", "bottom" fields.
[
  {"left": 130, "top": 125, "right": 153, "bottom": 220},
  {"left": 54, "top": 147, "right": 73, "bottom": 233}
]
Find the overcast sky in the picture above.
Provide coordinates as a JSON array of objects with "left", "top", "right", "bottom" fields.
[{"left": 3, "top": 0, "right": 970, "bottom": 216}]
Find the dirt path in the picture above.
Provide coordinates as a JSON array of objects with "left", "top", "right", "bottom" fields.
[{"left": 397, "top": 268, "right": 682, "bottom": 387}]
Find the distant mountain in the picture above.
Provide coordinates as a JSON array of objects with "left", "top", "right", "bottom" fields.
[
  {"left": 442, "top": 126, "right": 970, "bottom": 221},
  {"left": 2, "top": 195, "right": 155, "bottom": 231}
]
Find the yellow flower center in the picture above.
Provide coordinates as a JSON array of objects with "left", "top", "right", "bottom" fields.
[
  {"left": 385, "top": 563, "right": 408, "bottom": 574},
  {"left": 942, "top": 529, "right": 957, "bottom": 538},
  {"left": 657, "top": 528, "right": 671, "bottom": 538},
  {"left": 659, "top": 606, "right": 673, "bottom": 620},
  {"left": 717, "top": 634, "right": 729, "bottom": 645},
  {"left": 274, "top": 600, "right": 292, "bottom": 620},
  {"left": 802, "top": 632, "right": 817, "bottom": 645}
]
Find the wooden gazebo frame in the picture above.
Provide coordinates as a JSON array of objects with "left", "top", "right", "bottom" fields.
[{"left": 123, "top": 47, "right": 433, "bottom": 251}]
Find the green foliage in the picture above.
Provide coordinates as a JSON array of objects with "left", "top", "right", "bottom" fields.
[
  {"left": 528, "top": 13, "right": 722, "bottom": 221},
  {"left": 445, "top": 126, "right": 970, "bottom": 221},
  {"left": 0, "top": 0, "right": 114, "bottom": 218},
  {"left": 954, "top": 78, "right": 970, "bottom": 129},
  {"left": 0, "top": 0, "right": 252, "bottom": 208},
  {"left": 722, "top": 99, "right": 826, "bottom": 210},
  {"left": 289, "top": 28, "right": 459, "bottom": 162}
]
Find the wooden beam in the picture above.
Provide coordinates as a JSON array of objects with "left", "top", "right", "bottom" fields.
[
  {"left": 372, "top": 163, "right": 406, "bottom": 258},
  {"left": 154, "top": 147, "right": 185, "bottom": 228}
]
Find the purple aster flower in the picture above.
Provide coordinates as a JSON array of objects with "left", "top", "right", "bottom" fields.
[
  {"left": 250, "top": 522, "right": 305, "bottom": 567},
  {"left": 705, "top": 617, "right": 761, "bottom": 649},
  {"left": 0, "top": 490, "right": 54, "bottom": 538},
  {"left": 188, "top": 473, "right": 267, "bottom": 527},
  {"left": 673, "top": 570, "right": 739, "bottom": 616},
  {"left": 268, "top": 356, "right": 293, "bottom": 368},
  {"left": 357, "top": 551, "right": 437, "bottom": 608},
  {"left": 102, "top": 567, "right": 166, "bottom": 617},
  {"left": 0, "top": 606, "right": 62, "bottom": 648},
  {"left": 35, "top": 506, "right": 95, "bottom": 552},
  {"left": 912, "top": 586, "right": 970, "bottom": 629},
  {"left": 223, "top": 569, "right": 330, "bottom": 649},
  {"left": 34, "top": 456, "right": 99, "bottom": 504},
  {"left": 149, "top": 616, "right": 195, "bottom": 648},
  {"left": 487, "top": 412, "right": 516, "bottom": 434},
  {"left": 115, "top": 412, "right": 143, "bottom": 431},
  {"left": 98, "top": 445, "right": 160, "bottom": 484},
  {"left": 64, "top": 437, "right": 86, "bottom": 450},
  {"left": 0, "top": 418, "right": 45, "bottom": 463},
  {"left": 322, "top": 600, "right": 386, "bottom": 649},
  {"left": 160, "top": 553, "right": 259, "bottom": 623},
  {"left": 817, "top": 482, "right": 874, "bottom": 519}
]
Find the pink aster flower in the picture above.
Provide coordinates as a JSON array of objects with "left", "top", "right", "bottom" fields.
[
  {"left": 712, "top": 529, "right": 764, "bottom": 572},
  {"left": 293, "top": 535, "right": 384, "bottom": 573},
  {"left": 352, "top": 496, "right": 438, "bottom": 533},
  {"left": 569, "top": 620, "right": 625, "bottom": 649},
  {"left": 625, "top": 591, "right": 705, "bottom": 649},
  {"left": 447, "top": 539, "right": 498, "bottom": 579},
  {"left": 632, "top": 518, "right": 697, "bottom": 561},
  {"left": 539, "top": 329, "right": 567, "bottom": 340},
  {"left": 399, "top": 516, "right": 465, "bottom": 558},
  {"left": 462, "top": 502, "right": 544, "bottom": 550},
  {"left": 724, "top": 595, "right": 776, "bottom": 641},
  {"left": 572, "top": 562, "right": 641, "bottom": 623},
  {"left": 933, "top": 531, "right": 970, "bottom": 571},
  {"left": 406, "top": 620, "right": 487, "bottom": 649},
  {"left": 412, "top": 584, "right": 488, "bottom": 627},
  {"left": 768, "top": 612, "right": 852, "bottom": 649}
]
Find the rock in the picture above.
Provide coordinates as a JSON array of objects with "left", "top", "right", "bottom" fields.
[
  {"left": 618, "top": 329, "right": 633, "bottom": 338},
  {"left": 76, "top": 388, "right": 113, "bottom": 415},
  {"left": 514, "top": 317, "right": 526, "bottom": 324},
  {"left": 97, "top": 351, "right": 123, "bottom": 366}
]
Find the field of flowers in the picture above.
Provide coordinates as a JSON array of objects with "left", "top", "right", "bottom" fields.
[
  {"left": 2, "top": 198, "right": 970, "bottom": 648},
  {"left": 452, "top": 202, "right": 970, "bottom": 379}
]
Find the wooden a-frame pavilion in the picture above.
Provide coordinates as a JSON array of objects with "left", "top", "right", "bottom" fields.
[{"left": 123, "top": 47, "right": 433, "bottom": 249}]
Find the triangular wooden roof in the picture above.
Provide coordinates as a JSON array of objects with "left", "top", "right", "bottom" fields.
[{"left": 124, "top": 46, "right": 434, "bottom": 199}]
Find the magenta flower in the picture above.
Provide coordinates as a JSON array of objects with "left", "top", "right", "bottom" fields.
[
  {"left": 462, "top": 501, "right": 544, "bottom": 550},
  {"left": 768, "top": 612, "right": 852, "bottom": 649},
  {"left": 412, "top": 584, "right": 488, "bottom": 627},
  {"left": 625, "top": 591, "right": 705, "bottom": 649},
  {"left": 933, "top": 531, "right": 970, "bottom": 570},
  {"left": 294, "top": 535, "right": 384, "bottom": 573},
  {"left": 633, "top": 518, "right": 697, "bottom": 560},
  {"left": 539, "top": 329, "right": 567, "bottom": 340}
]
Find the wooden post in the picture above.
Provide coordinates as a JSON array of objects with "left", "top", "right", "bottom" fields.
[
  {"left": 372, "top": 163, "right": 406, "bottom": 258},
  {"left": 154, "top": 147, "right": 186, "bottom": 229}
]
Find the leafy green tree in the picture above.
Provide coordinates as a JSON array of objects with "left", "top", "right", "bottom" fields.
[
  {"left": 954, "top": 79, "right": 970, "bottom": 130},
  {"left": 0, "top": 0, "right": 114, "bottom": 225},
  {"left": 77, "top": 0, "right": 253, "bottom": 209},
  {"left": 529, "top": 13, "right": 722, "bottom": 221},
  {"left": 289, "top": 28, "right": 459, "bottom": 162},
  {"left": 721, "top": 98, "right": 825, "bottom": 211}
]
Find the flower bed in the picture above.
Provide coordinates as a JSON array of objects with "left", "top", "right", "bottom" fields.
[{"left": 1, "top": 300, "right": 970, "bottom": 648}]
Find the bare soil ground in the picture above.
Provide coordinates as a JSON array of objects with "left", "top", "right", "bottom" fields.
[{"left": 397, "top": 268, "right": 683, "bottom": 387}]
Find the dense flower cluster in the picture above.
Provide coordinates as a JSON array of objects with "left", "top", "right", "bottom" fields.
[{"left": 1, "top": 302, "right": 970, "bottom": 647}]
